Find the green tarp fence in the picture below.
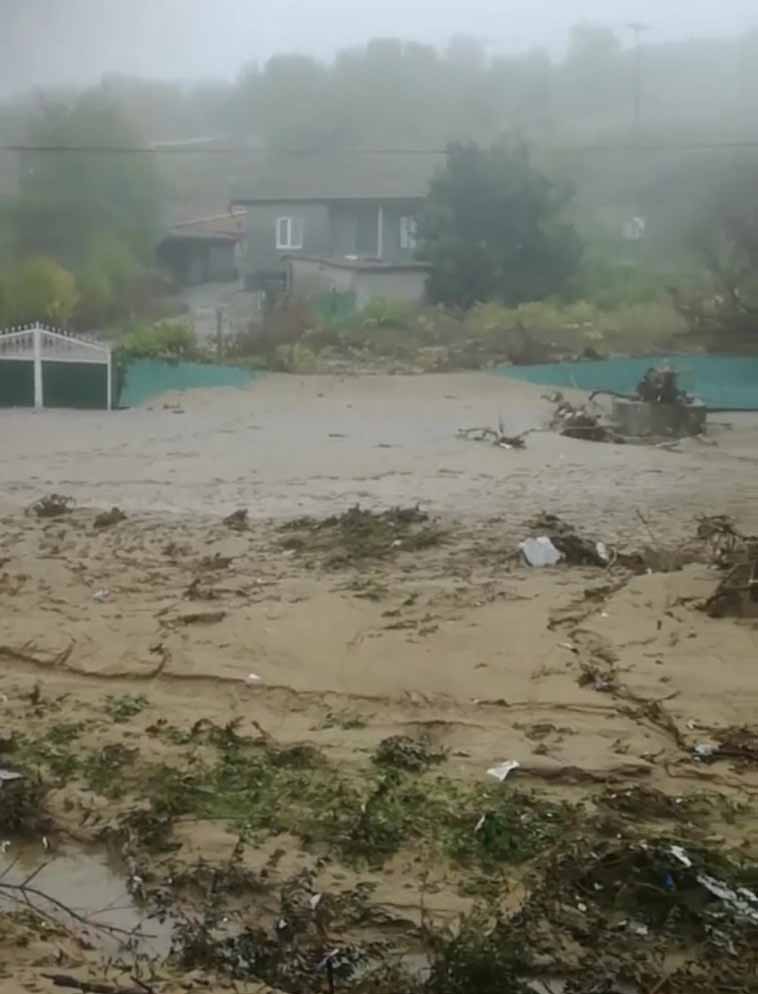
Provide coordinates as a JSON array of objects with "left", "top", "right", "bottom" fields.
[
  {"left": 499, "top": 354, "right": 758, "bottom": 411},
  {"left": 119, "top": 359, "right": 254, "bottom": 408}
]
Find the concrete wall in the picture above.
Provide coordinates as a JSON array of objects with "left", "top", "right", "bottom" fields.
[
  {"left": 288, "top": 258, "right": 427, "bottom": 311},
  {"left": 288, "top": 257, "right": 357, "bottom": 297},
  {"left": 353, "top": 269, "right": 427, "bottom": 310}
]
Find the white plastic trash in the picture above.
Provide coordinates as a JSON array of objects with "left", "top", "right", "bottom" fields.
[
  {"left": 486, "top": 760, "right": 521, "bottom": 782},
  {"left": 244, "top": 673, "right": 264, "bottom": 687},
  {"left": 520, "top": 537, "right": 562, "bottom": 567}
]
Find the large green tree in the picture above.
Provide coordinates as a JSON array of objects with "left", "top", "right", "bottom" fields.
[
  {"left": 419, "top": 142, "right": 583, "bottom": 309},
  {"left": 14, "top": 88, "right": 163, "bottom": 268}
]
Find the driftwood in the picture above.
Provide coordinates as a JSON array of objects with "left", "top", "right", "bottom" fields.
[
  {"left": 457, "top": 425, "right": 532, "bottom": 449},
  {"left": 42, "top": 976, "right": 153, "bottom": 994}
]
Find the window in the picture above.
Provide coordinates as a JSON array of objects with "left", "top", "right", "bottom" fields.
[
  {"left": 400, "top": 215, "right": 417, "bottom": 251},
  {"left": 276, "top": 216, "right": 304, "bottom": 251}
]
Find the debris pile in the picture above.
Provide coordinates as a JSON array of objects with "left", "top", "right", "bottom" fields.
[
  {"left": 548, "top": 395, "right": 625, "bottom": 443},
  {"left": 280, "top": 505, "right": 446, "bottom": 568},
  {"left": 457, "top": 423, "right": 529, "bottom": 449},
  {"left": 223, "top": 508, "right": 250, "bottom": 531},
  {"left": 27, "top": 494, "right": 74, "bottom": 518},
  {"left": 524, "top": 513, "right": 613, "bottom": 567},
  {"left": 93, "top": 506, "right": 127, "bottom": 529},
  {"left": 698, "top": 515, "right": 758, "bottom": 617}
]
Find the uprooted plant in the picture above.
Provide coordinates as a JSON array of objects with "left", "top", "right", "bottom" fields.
[{"left": 279, "top": 505, "right": 446, "bottom": 568}]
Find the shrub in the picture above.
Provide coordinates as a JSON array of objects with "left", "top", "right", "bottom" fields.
[
  {"left": 6, "top": 256, "right": 79, "bottom": 325},
  {"left": 361, "top": 296, "right": 416, "bottom": 329},
  {"left": 119, "top": 320, "right": 197, "bottom": 360}
]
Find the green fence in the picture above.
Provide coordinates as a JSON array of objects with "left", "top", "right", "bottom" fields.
[
  {"left": 0, "top": 360, "right": 34, "bottom": 407},
  {"left": 499, "top": 354, "right": 758, "bottom": 411},
  {"left": 119, "top": 359, "right": 255, "bottom": 408}
]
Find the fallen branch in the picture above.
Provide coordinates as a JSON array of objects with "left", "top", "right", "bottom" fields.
[
  {"left": 0, "top": 865, "right": 153, "bottom": 941},
  {"left": 456, "top": 426, "right": 531, "bottom": 449},
  {"left": 41, "top": 975, "right": 150, "bottom": 994}
]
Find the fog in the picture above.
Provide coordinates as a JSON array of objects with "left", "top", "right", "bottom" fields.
[{"left": 2, "top": 0, "right": 757, "bottom": 93}]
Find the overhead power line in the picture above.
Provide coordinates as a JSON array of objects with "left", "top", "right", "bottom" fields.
[{"left": 1, "top": 140, "right": 758, "bottom": 156}]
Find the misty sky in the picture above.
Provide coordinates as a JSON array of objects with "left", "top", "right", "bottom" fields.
[{"left": 2, "top": 0, "right": 757, "bottom": 94}]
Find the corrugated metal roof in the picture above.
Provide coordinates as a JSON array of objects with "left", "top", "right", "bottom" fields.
[{"left": 162, "top": 210, "right": 247, "bottom": 242}]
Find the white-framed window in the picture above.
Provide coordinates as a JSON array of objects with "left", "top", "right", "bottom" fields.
[
  {"left": 276, "top": 216, "right": 304, "bottom": 251},
  {"left": 400, "top": 215, "right": 418, "bottom": 251}
]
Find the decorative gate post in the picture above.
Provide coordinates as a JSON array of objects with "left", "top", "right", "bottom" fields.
[{"left": 32, "top": 323, "right": 43, "bottom": 409}]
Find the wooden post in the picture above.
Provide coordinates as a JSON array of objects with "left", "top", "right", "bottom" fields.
[
  {"left": 216, "top": 307, "right": 224, "bottom": 359},
  {"left": 377, "top": 205, "right": 384, "bottom": 259},
  {"left": 32, "top": 324, "right": 43, "bottom": 409}
]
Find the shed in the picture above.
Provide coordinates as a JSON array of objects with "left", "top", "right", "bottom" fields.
[
  {"left": 157, "top": 210, "right": 247, "bottom": 286},
  {"left": 285, "top": 255, "right": 431, "bottom": 311}
]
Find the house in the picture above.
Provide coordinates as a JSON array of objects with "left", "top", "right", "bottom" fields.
[
  {"left": 157, "top": 210, "right": 248, "bottom": 286},
  {"left": 230, "top": 158, "right": 438, "bottom": 311}
]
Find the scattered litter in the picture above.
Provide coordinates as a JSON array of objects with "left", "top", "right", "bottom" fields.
[
  {"left": 0, "top": 769, "right": 23, "bottom": 786},
  {"left": 693, "top": 742, "right": 719, "bottom": 760},
  {"left": 520, "top": 536, "right": 562, "bottom": 567},
  {"left": 487, "top": 760, "right": 520, "bottom": 782},
  {"left": 699, "top": 875, "right": 758, "bottom": 924},
  {"left": 309, "top": 893, "right": 322, "bottom": 911},
  {"left": 94, "top": 506, "right": 127, "bottom": 530},
  {"left": 93, "top": 589, "right": 111, "bottom": 603},
  {"left": 526, "top": 513, "right": 615, "bottom": 567},
  {"left": 669, "top": 845, "right": 693, "bottom": 868},
  {"left": 0, "top": 840, "right": 10, "bottom": 853},
  {"left": 223, "top": 508, "right": 249, "bottom": 531},
  {"left": 474, "top": 814, "right": 487, "bottom": 833},
  {"left": 244, "top": 673, "right": 264, "bottom": 687}
]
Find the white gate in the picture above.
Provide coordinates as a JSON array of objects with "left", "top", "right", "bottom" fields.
[{"left": 0, "top": 323, "right": 112, "bottom": 410}]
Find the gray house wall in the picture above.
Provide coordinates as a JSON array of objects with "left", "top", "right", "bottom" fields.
[
  {"left": 244, "top": 202, "right": 331, "bottom": 280},
  {"left": 243, "top": 200, "right": 419, "bottom": 282}
]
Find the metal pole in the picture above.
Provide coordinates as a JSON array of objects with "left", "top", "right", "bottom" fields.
[
  {"left": 106, "top": 350, "right": 112, "bottom": 411},
  {"left": 32, "top": 323, "right": 43, "bottom": 409}
]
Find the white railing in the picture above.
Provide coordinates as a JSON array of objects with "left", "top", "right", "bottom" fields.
[{"left": 0, "top": 323, "right": 111, "bottom": 410}]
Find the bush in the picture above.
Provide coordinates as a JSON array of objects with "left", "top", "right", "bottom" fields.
[
  {"left": 361, "top": 296, "right": 416, "bottom": 329},
  {"left": 119, "top": 320, "right": 197, "bottom": 360},
  {"left": 6, "top": 256, "right": 79, "bottom": 325}
]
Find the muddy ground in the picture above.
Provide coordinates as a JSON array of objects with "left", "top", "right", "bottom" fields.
[{"left": 2, "top": 374, "right": 758, "bottom": 994}]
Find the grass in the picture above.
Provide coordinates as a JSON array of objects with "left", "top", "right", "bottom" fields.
[{"left": 105, "top": 694, "right": 148, "bottom": 722}]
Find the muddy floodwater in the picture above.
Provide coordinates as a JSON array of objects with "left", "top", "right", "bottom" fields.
[
  {"left": 2, "top": 372, "right": 758, "bottom": 994},
  {"left": 0, "top": 841, "right": 171, "bottom": 958}
]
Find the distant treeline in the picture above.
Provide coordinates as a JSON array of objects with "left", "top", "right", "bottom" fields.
[{"left": 0, "top": 25, "right": 756, "bottom": 331}]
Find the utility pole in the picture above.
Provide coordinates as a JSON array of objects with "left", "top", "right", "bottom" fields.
[{"left": 627, "top": 21, "right": 649, "bottom": 137}]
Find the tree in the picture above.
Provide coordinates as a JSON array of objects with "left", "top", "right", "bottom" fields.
[
  {"left": 14, "top": 88, "right": 163, "bottom": 268},
  {"left": 8, "top": 257, "right": 79, "bottom": 325},
  {"left": 419, "top": 142, "right": 583, "bottom": 309}
]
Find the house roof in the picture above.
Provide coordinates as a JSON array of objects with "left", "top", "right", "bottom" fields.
[
  {"left": 230, "top": 153, "right": 442, "bottom": 205},
  {"left": 160, "top": 210, "right": 248, "bottom": 244}
]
